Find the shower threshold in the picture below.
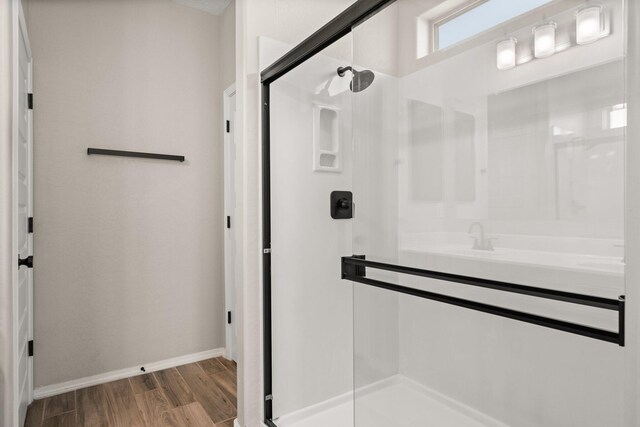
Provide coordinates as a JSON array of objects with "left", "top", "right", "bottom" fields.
[{"left": 275, "top": 376, "right": 508, "bottom": 427}]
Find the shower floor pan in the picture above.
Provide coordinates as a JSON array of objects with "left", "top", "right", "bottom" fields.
[{"left": 275, "top": 376, "right": 507, "bottom": 427}]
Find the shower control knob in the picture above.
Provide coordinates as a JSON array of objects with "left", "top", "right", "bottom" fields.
[{"left": 330, "top": 191, "right": 353, "bottom": 219}]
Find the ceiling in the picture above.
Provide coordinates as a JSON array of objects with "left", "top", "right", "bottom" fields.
[{"left": 172, "top": 0, "right": 232, "bottom": 15}]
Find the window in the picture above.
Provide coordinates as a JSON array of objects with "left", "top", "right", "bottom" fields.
[{"left": 435, "top": 0, "right": 553, "bottom": 51}]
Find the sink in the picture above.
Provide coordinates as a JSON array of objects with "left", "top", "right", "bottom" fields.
[
  {"left": 405, "top": 245, "right": 624, "bottom": 276},
  {"left": 446, "top": 248, "right": 501, "bottom": 258}
]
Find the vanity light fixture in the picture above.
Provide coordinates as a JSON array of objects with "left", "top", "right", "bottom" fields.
[
  {"left": 576, "top": 5, "right": 603, "bottom": 45},
  {"left": 533, "top": 22, "right": 557, "bottom": 58},
  {"left": 496, "top": 38, "right": 517, "bottom": 70},
  {"left": 497, "top": 7, "right": 608, "bottom": 71}
]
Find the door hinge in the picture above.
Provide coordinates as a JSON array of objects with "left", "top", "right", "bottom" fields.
[
  {"left": 28, "top": 340, "right": 34, "bottom": 357},
  {"left": 28, "top": 217, "right": 33, "bottom": 233},
  {"left": 227, "top": 216, "right": 231, "bottom": 229},
  {"left": 28, "top": 93, "right": 33, "bottom": 110},
  {"left": 265, "top": 394, "right": 273, "bottom": 401},
  {"left": 227, "top": 311, "right": 232, "bottom": 324},
  {"left": 226, "top": 120, "right": 231, "bottom": 133}
]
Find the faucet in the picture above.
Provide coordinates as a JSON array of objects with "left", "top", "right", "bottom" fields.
[{"left": 468, "top": 222, "right": 495, "bottom": 251}]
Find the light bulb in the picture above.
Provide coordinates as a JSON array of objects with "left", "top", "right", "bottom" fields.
[
  {"left": 533, "top": 22, "right": 557, "bottom": 59},
  {"left": 496, "top": 38, "right": 517, "bottom": 70},
  {"left": 576, "top": 6, "right": 603, "bottom": 45}
]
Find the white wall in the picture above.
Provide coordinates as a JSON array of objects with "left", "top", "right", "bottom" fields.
[
  {"left": 625, "top": 2, "right": 640, "bottom": 425},
  {"left": 221, "top": 0, "right": 236, "bottom": 89},
  {"left": 28, "top": 0, "right": 226, "bottom": 388},
  {"left": 1, "top": 2, "right": 16, "bottom": 425}
]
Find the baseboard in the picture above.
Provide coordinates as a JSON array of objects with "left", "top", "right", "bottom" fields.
[{"left": 34, "top": 347, "right": 225, "bottom": 399}]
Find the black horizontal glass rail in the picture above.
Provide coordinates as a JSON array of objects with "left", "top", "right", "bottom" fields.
[
  {"left": 87, "top": 148, "right": 185, "bottom": 162},
  {"left": 341, "top": 256, "right": 625, "bottom": 346}
]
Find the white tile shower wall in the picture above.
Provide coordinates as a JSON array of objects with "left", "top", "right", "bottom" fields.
[
  {"left": 351, "top": 3, "right": 402, "bottom": 393},
  {"left": 398, "top": 292, "right": 624, "bottom": 427},
  {"left": 247, "top": 2, "right": 632, "bottom": 426},
  {"left": 238, "top": 2, "right": 359, "bottom": 425},
  {"left": 393, "top": 0, "right": 626, "bottom": 299},
  {"left": 352, "top": 70, "right": 401, "bottom": 391},
  {"left": 388, "top": 0, "right": 627, "bottom": 426},
  {"left": 397, "top": 0, "right": 625, "bottom": 240},
  {"left": 263, "top": 37, "right": 355, "bottom": 419},
  {"left": 263, "top": 35, "right": 402, "bottom": 419}
]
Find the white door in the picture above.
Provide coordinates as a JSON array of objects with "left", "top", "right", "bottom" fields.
[
  {"left": 224, "top": 85, "right": 237, "bottom": 361},
  {"left": 13, "top": 4, "right": 33, "bottom": 426}
]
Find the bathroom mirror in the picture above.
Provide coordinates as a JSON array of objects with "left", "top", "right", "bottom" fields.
[
  {"left": 487, "top": 60, "right": 624, "bottom": 226},
  {"left": 409, "top": 100, "right": 476, "bottom": 204}
]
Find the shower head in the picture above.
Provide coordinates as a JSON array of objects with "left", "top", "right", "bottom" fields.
[{"left": 337, "top": 66, "right": 375, "bottom": 93}]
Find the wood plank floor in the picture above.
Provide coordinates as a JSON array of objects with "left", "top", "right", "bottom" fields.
[{"left": 25, "top": 358, "right": 237, "bottom": 427}]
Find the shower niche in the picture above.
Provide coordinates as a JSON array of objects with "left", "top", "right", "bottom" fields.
[{"left": 313, "top": 103, "right": 341, "bottom": 172}]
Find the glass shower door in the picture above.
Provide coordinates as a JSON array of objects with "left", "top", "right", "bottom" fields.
[
  {"left": 349, "top": 1, "right": 628, "bottom": 426},
  {"left": 265, "top": 34, "right": 357, "bottom": 427}
]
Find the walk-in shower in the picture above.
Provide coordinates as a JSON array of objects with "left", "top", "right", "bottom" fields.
[{"left": 261, "top": 0, "right": 638, "bottom": 426}]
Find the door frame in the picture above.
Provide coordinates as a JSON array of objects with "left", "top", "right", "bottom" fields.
[
  {"left": 11, "top": 1, "right": 33, "bottom": 425},
  {"left": 223, "top": 83, "right": 237, "bottom": 361}
]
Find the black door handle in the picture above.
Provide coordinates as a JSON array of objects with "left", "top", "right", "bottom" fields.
[{"left": 18, "top": 255, "right": 33, "bottom": 269}]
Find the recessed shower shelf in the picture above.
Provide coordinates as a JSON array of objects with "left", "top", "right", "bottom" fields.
[
  {"left": 313, "top": 104, "right": 341, "bottom": 172},
  {"left": 341, "top": 255, "right": 625, "bottom": 346}
]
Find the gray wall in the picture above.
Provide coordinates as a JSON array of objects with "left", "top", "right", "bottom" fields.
[{"left": 28, "top": 0, "right": 229, "bottom": 388}]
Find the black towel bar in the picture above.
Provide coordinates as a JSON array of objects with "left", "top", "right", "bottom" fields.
[
  {"left": 341, "top": 255, "right": 625, "bottom": 346},
  {"left": 87, "top": 148, "right": 185, "bottom": 162}
]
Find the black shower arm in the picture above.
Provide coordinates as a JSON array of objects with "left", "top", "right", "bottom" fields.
[{"left": 337, "top": 66, "right": 354, "bottom": 76}]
